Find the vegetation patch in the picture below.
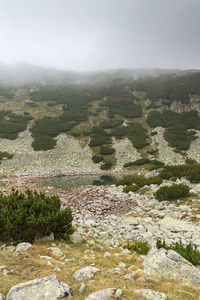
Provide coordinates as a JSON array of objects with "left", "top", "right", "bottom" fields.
[
  {"left": 0, "top": 189, "right": 74, "bottom": 243},
  {"left": 154, "top": 184, "right": 190, "bottom": 201},
  {"left": 0, "top": 151, "right": 13, "bottom": 163},
  {"left": 147, "top": 110, "right": 200, "bottom": 151},
  {"left": 156, "top": 239, "right": 200, "bottom": 266},
  {"left": 126, "top": 240, "right": 150, "bottom": 255}
]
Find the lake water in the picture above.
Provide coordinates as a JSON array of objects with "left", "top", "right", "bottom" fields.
[{"left": 35, "top": 174, "right": 122, "bottom": 189}]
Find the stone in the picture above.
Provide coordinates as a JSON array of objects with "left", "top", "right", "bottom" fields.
[
  {"left": 160, "top": 217, "right": 195, "bottom": 233},
  {"left": 104, "top": 251, "right": 111, "bottom": 258},
  {"left": 92, "top": 245, "right": 104, "bottom": 252},
  {"left": 85, "top": 288, "right": 116, "bottom": 300},
  {"left": 121, "top": 248, "right": 131, "bottom": 255},
  {"left": 53, "top": 266, "right": 61, "bottom": 272},
  {"left": 143, "top": 248, "right": 200, "bottom": 285},
  {"left": 0, "top": 295, "right": 5, "bottom": 300},
  {"left": 48, "top": 247, "right": 63, "bottom": 257},
  {"left": 115, "top": 289, "right": 123, "bottom": 297},
  {"left": 15, "top": 242, "right": 32, "bottom": 252},
  {"left": 74, "top": 266, "right": 101, "bottom": 281},
  {"left": 6, "top": 274, "right": 71, "bottom": 300},
  {"left": 107, "top": 267, "right": 121, "bottom": 274},
  {"left": 79, "top": 283, "right": 86, "bottom": 293},
  {"left": 134, "top": 289, "right": 168, "bottom": 300},
  {"left": 121, "top": 273, "right": 135, "bottom": 280},
  {"left": 103, "top": 239, "right": 119, "bottom": 248},
  {"left": 70, "top": 232, "right": 86, "bottom": 243}
]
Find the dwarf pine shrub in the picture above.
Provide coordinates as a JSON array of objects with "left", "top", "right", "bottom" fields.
[
  {"left": 154, "top": 183, "right": 189, "bottom": 201},
  {"left": 156, "top": 238, "right": 200, "bottom": 266},
  {"left": 0, "top": 188, "right": 74, "bottom": 243},
  {"left": 126, "top": 240, "right": 150, "bottom": 255}
]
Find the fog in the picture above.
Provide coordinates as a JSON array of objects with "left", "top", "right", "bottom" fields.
[{"left": 0, "top": 0, "right": 200, "bottom": 71}]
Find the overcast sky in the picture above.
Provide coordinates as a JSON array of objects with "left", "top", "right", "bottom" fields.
[{"left": 0, "top": 0, "right": 200, "bottom": 71}]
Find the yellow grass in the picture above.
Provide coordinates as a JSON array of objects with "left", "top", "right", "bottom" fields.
[{"left": 0, "top": 238, "right": 200, "bottom": 299}]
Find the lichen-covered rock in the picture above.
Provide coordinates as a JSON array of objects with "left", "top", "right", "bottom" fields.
[
  {"left": 47, "top": 247, "right": 63, "bottom": 257},
  {"left": 70, "top": 232, "right": 86, "bottom": 243},
  {"left": 85, "top": 288, "right": 116, "bottom": 300},
  {"left": 73, "top": 266, "right": 101, "bottom": 281},
  {"left": 134, "top": 289, "right": 168, "bottom": 300},
  {"left": 92, "top": 245, "right": 104, "bottom": 252},
  {"left": 6, "top": 274, "right": 71, "bottom": 300},
  {"left": 15, "top": 242, "right": 32, "bottom": 252},
  {"left": 143, "top": 248, "right": 200, "bottom": 285}
]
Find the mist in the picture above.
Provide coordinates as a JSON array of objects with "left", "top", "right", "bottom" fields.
[{"left": 0, "top": 0, "right": 200, "bottom": 72}]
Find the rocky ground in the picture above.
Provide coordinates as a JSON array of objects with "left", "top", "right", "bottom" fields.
[{"left": 1, "top": 175, "right": 200, "bottom": 299}]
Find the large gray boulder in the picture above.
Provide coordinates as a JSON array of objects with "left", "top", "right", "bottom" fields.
[
  {"left": 15, "top": 243, "right": 32, "bottom": 252},
  {"left": 6, "top": 274, "right": 71, "bottom": 300},
  {"left": 74, "top": 266, "right": 101, "bottom": 281},
  {"left": 143, "top": 248, "right": 200, "bottom": 286},
  {"left": 85, "top": 288, "right": 116, "bottom": 300},
  {"left": 134, "top": 289, "right": 168, "bottom": 300}
]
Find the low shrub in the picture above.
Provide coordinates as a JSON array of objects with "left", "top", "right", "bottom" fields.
[
  {"left": 100, "top": 161, "right": 113, "bottom": 170},
  {"left": 0, "top": 151, "right": 13, "bottom": 163},
  {"left": 99, "top": 146, "right": 115, "bottom": 155},
  {"left": 154, "top": 183, "right": 189, "bottom": 201},
  {"left": 0, "top": 189, "right": 74, "bottom": 243},
  {"left": 92, "top": 155, "right": 103, "bottom": 163},
  {"left": 123, "top": 185, "right": 140, "bottom": 193},
  {"left": 156, "top": 239, "right": 200, "bottom": 266},
  {"left": 126, "top": 240, "right": 150, "bottom": 255},
  {"left": 124, "top": 158, "right": 150, "bottom": 167}
]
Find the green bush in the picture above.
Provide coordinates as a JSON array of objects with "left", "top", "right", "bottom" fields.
[
  {"left": 0, "top": 189, "right": 74, "bottom": 243},
  {"left": 156, "top": 239, "right": 200, "bottom": 266},
  {"left": 126, "top": 240, "right": 150, "bottom": 255},
  {"left": 123, "top": 185, "right": 140, "bottom": 193},
  {"left": 0, "top": 151, "right": 13, "bottom": 163},
  {"left": 124, "top": 158, "right": 150, "bottom": 167},
  {"left": 154, "top": 183, "right": 189, "bottom": 201},
  {"left": 99, "top": 146, "right": 115, "bottom": 155},
  {"left": 92, "top": 155, "right": 103, "bottom": 163},
  {"left": 100, "top": 161, "right": 113, "bottom": 170}
]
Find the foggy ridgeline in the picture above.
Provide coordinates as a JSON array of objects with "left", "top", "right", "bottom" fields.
[{"left": 1, "top": 62, "right": 200, "bottom": 172}]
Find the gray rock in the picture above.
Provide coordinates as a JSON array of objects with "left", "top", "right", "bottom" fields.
[
  {"left": 74, "top": 266, "right": 101, "bottom": 281},
  {"left": 48, "top": 247, "right": 63, "bottom": 257},
  {"left": 107, "top": 267, "right": 121, "bottom": 274},
  {"left": 92, "top": 245, "right": 104, "bottom": 252},
  {"left": 85, "top": 288, "right": 116, "bottom": 300},
  {"left": 134, "top": 289, "right": 168, "bottom": 299},
  {"left": 104, "top": 251, "right": 111, "bottom": 258},
  {"left": 79, "top": 283, "right": 86, "bottom": 293},
  {"left": 15, "top": 243, "right": 32, "bottom": 252},
  {"left": 0, "top": 294, "right": 5, "bottom": 300},
  {"left": 143, "top": 248, "right": 200, "bottom": 286},
  {"left": 6, "top": 274, "right": 71, "bottom": 300},
  {"left": 70, "top": 232, "right": 86, "bottom": 243},
  {"left": 121, "top": 273, "right": 135, "bottom": 280}
]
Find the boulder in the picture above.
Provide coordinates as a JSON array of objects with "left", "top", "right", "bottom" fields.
[
  {"left": 6, "top": 274, "right": 71, "bottom": 300},
  {"left": 143, "top": 248, "right": 200, "bottom": 285},
  {"left": 159, "top": 217, "right": 195, "bottom": 233},
  {"left": 134, "top": 289, "right": 168, "bottom": 300},
  {"left": 15, "top": 243, "right": 32, "bottom": 252},
  {"left": 85, "top": 288, "right": 116, "bottom": 300},
  {"left": 73, "top": 266, "right": 101, "bottom": 281},
  {"left": 47, "top": 247, "right": 63, "bottom": 257},
  {"left": 70, "top": 232, "right": 86, "bottom": 243}
]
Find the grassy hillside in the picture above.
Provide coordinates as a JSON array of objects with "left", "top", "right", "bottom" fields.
[{"left": 0, "top": 64, "right": 200, "bottom": 170}]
